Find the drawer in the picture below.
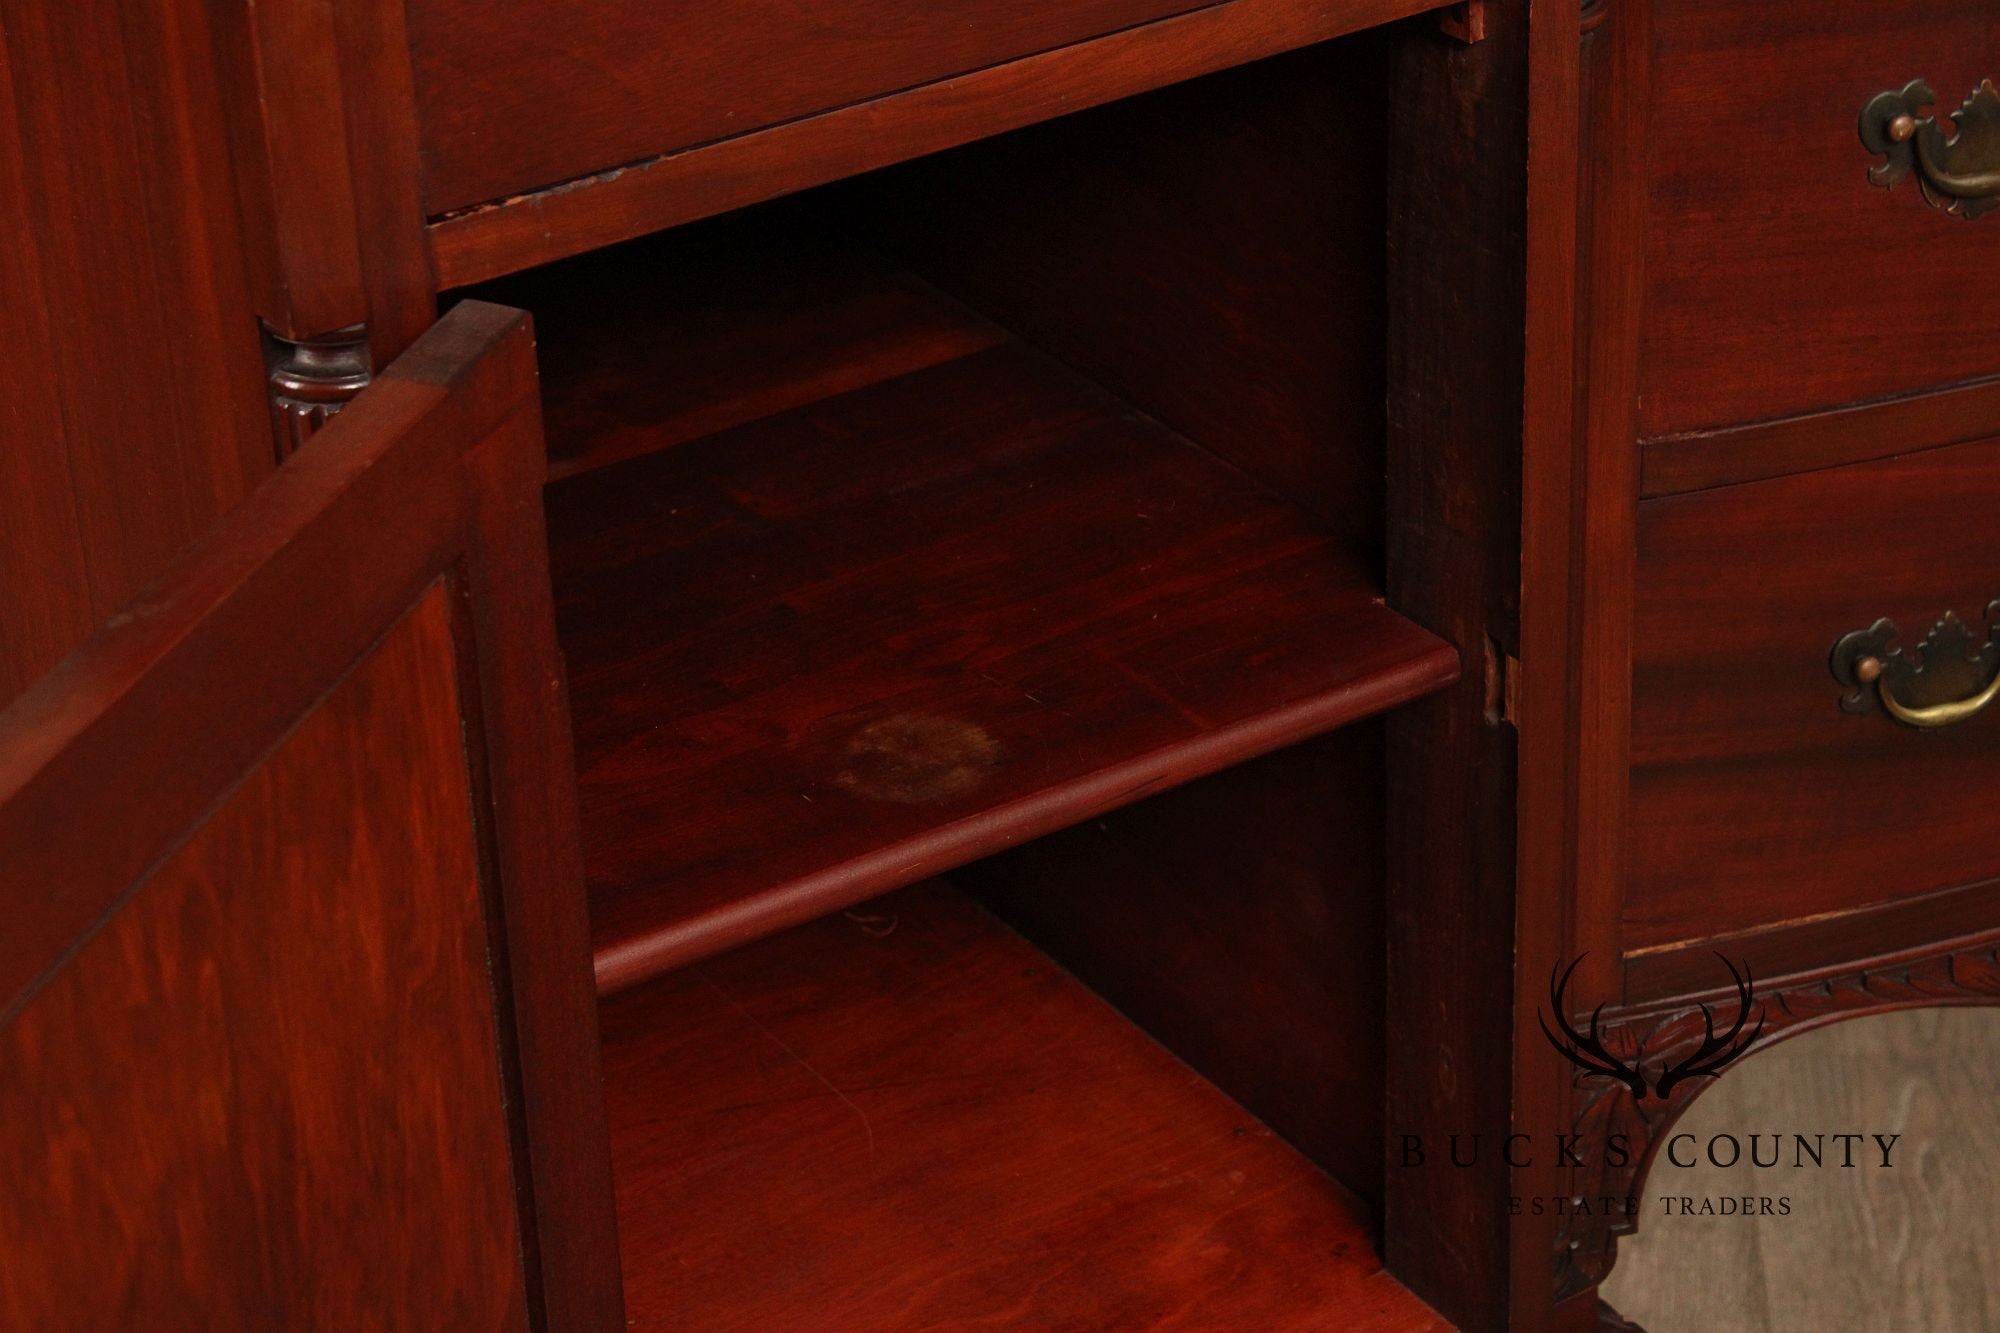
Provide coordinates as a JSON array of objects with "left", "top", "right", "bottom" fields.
[
  {"left": 406, "top": 0, "right": 1216, "bottom": 215},
  {"left": 1638, "top": 0, "right": 2000, "bottom": 435},
  {"left": 1628, "top": 434, "right": 2000, "bottom": 949}
]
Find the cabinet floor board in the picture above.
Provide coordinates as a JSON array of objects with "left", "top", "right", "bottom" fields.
[{"left": 600, "top": 879, "right": 1449, "bottom": 1331}]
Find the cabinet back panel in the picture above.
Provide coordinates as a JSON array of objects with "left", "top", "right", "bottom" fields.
[
  {"left": 851, "top": 38, "right": 1390, "bottom": 564},
  {"left": 960, "top": 729, "right": 1390, "bottom": 1204}
]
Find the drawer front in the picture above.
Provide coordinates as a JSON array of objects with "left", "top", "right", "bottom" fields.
[
  {"left": 407, "top": 0, "right": 1215, "bottom": 215},
  {"left": 1638, "top": 0, "right": 2000, "bottom": 436},
  {"left": 1628, "top": 435, "right": 2000, "bottom": 949}
]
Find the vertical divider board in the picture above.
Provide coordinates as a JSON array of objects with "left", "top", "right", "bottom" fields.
[
  {"left": 209, "top": 0, "right": 436, "bottom": 363},
  {"left": 1384, "top": 1, "right": 1589, "bottom": 1329}
]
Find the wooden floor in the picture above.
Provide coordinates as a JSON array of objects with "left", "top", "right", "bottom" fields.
[{"left": 1603, "top": 1007, "right": 2000, "bottom": 1331}]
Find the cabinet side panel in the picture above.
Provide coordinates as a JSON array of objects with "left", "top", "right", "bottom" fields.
[{"left": 1384, "top": 2, "right": 1554, "bottom": 1327}]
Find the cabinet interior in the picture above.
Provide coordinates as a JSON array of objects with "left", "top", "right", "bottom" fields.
[{"left": 451, "top": 35, "right": 1450, "bottom": 1324}]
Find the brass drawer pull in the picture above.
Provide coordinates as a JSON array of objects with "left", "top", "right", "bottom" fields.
[
  {"left": 1860, "top": 79, "right": 2000, "bottom": 219},
  {"left": 1832, "top": 604, "right": 2000, "bottom": 729}
]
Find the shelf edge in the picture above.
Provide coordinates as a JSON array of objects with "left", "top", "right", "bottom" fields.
[{"left": 592, "top": 623, "right": 1458, "bottom": 994}]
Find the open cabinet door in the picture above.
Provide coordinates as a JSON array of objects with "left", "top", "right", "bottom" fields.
[{"left": 0, "top": 303, "right": 622, "bottom": 1329}]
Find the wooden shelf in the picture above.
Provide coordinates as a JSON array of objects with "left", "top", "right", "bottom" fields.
[
  {"left": 477, "top": 216, "right": 1007, "bottom": 483},
  {"left": 535, "top": 230, "right": 1456, "bottom": 992},
  {"left": 600, "top": 880, "right": 1448, "bottom": 1331}
]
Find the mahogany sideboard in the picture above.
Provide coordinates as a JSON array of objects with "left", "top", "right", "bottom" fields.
[{"left": 4, "top": 1, "right": 1998, "bottom": 1328}]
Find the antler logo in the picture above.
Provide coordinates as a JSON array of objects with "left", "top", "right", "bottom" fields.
[{"left": 1539, "top": 953, "right": 1766, "bottom": 1101}]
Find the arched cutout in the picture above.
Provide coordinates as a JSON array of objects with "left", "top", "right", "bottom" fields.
[
  {"left": 1551, "top": 940, "right": 2000, "bottom": 1322},
  {"left": 1601, "top": 1007, "right": 2000, "bottom": 1330}
]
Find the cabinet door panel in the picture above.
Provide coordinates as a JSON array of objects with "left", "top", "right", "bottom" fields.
[{"left": 0, "top": 302, "right": 620, "bottom": 1329}]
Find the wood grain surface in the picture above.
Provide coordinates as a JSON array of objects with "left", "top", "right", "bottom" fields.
[
  {"left": 0, "top": 590, "right": 530, "bottom": 1330},
  {"left": 406, "top": 0, "right": 1212, "bottom": 213},
  {"left": 422, "top": 0, "right": 1431, "bottom": 285},
  {"left": 1639, "top": 376, "right": 2000, "bottom": 499},
  {"left": 1382, "top": 4, "right": 1542, "bottom": 1325},
  {"left": 1639, "top": 0, "right": 2000, "bottom": 434},
  {"left": 962, "top": 729, "right": 1394, "bottom": 1204},
  {"left": 0, "top": 304, "right": 623, "bottom": 1328},
  {"left": 0, "top": 0, "right": 271, "bottom": 699},
  {"left": 861, "top": 36, "right": 1391, "bottom": 559},
  {"left": 0, "top": 40, "right": 93, "bottom": 703},
  {"left": 548, "top": 335, "right": 1454, "bottom": 992},
  {"left": 454, "top": 210, "right": 1007, "bottom": 482},
  {"left": 208, "top": 0, "right": 436, "bottom": 361},
  {"left": 1628, "top": 436, "right": 2000, "bottom": 952},
  {"left": 601, "top": 878, "right": 1450, "bottom": 1332},
  {"left": 1626, "top": 878, "right": 2000, "bottom": 1004},
  {"left": 1604, "top": 1008, "right": 2000, "bottom": 1331}
]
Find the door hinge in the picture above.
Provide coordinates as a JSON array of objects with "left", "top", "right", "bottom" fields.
[{"left": 1483, "top": 636, "right": 1519, "bottom": 728}]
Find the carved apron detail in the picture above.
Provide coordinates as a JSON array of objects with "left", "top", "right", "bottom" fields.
[{"left": 1553, "top": 940, "right": 2000, "bottom": 1323}]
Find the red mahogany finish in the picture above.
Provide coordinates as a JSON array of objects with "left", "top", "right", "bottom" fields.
[
  {"left": 853, "top": 36, "right": 1395, "bottom": 557},
  {"left": 545, "top": 328, "right": 1454, "bottom": 991},
  {"left": 406, "top": 0, "right": 1215, "bottom": 214},
  {"left": 0, "top": 306, "right": 620, "bottom": 1329},
  {"left": 1630, "top": 436, "right": 2000, "bottom": 956},
  {"left": 961, "top": 730, "right": 1399, "bottom": 1204},
  {"left": 421, "top": 0, "right": 1442, "bottom": 285},
  {"left": 1639, "top": 374, "right": 2000, "bottom": 498},
  {"left": 1638, "top": 0, "right": 2000, "bottom": 436},
  {"left": 0, "top": 0, "right": 271, "bottom": 702},
  {"left": 465, "top": 216, "right": 1009, "bottom": 483},
  {"left": 1, "top": 586, "right": 534, "bottom": 1330},
  {"left": 602, "top": 879, "right": 1450, "bottom": 1332},
  {"left": 9, "top": 0, "right": 1996, "bottom": 1327},
  {"left": 1540, "top": 1, "right": 2000, "bottom": 1325}
]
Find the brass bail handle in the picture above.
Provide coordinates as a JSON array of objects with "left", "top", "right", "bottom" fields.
[
  {"left": 1860, "top": 78, "right": 2000, "bottom": 219},
  {"left": 1831, "top": 605, "right": 2000, "bottom": 730},
  {"left": 1853, "top": 652, "right": 2000, "bottom": 729}
]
